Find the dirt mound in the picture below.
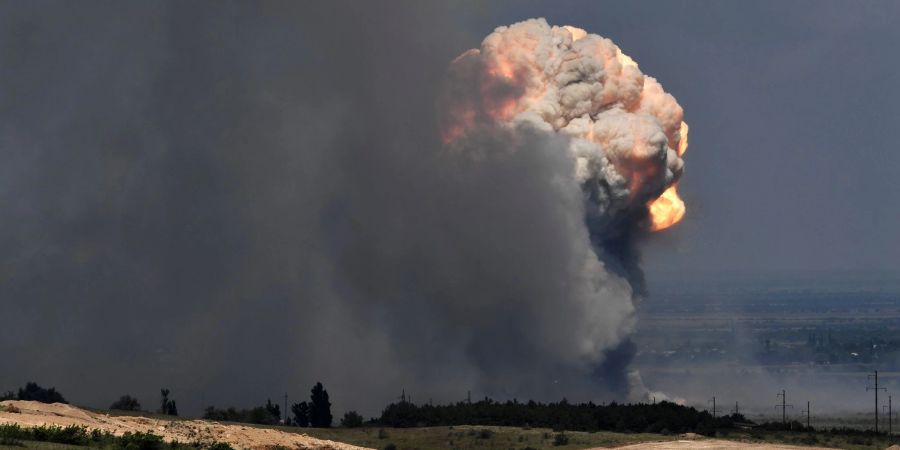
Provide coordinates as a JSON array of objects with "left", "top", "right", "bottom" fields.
[
  {"left": 611, "top": 439, "right": 839, "bottom": 449},
  {"left": 0, "top": 400, "right": 370, "bottom": 450}
]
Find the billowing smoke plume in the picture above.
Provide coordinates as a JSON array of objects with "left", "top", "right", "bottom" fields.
[
  {"left": 438, "top": 19, "right": 689, "bottom": 397},
  {"left": 0, "top": 5, "right": 687, "bottom": 415},
  {"left": 442, "top": 19, "right": 688, "bottom": 234}
]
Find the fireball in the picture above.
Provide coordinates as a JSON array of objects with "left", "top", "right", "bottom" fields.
[{"left": 441, "top": 19, "right": 689, "bottom": 232}]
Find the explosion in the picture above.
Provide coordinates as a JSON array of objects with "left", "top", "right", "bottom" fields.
[
  {"left": 648, "top": 122, "right": 689, "bottom": 231},
  {"left": 437, "top": 19, "right": 692, "bottom": 398},
  {"left": 442, "top": 19, "right": 688, "bottom": 232}
]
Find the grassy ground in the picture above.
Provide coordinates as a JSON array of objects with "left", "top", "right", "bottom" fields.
[
  {"left": 0, "top": 426, "right": 677, "bottom": 450},
  {"left": 295, "top": 425, "right": 676, "bottom": 450},
  {"left": 0, "top": 441, "right": 86, "bottom": 450}
]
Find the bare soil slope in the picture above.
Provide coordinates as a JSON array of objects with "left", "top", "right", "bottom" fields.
[{"left": 0, "top": 400, "right": 370, "bottom": 450}]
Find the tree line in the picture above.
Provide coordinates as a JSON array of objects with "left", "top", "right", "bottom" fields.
[
  {"left": 377, "top": 397, "right": 746, "bottom": 435},
  {"left": 204, "top": 382, "right": 347, "bottom": 428},
  {"left": 1, "top": 382, "right": 67, "bottom": 404},
  {"left": 4, "top": 381, "right": 748, "bottom": 435}
]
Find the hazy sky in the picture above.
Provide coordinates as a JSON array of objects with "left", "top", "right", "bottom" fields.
[
  {"left": 2, "top": 1, "right": 899, "bottom": 416},
  {"left": 464, "top": 1, "right": 900, "bottom": 276}
]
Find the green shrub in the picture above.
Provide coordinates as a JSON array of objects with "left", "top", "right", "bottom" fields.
[
  {"left": 29, "top": 425, "right": 90, "bottom": 445},
  {"left": 118, "top": 431, "right": 164, "bottom": 450},
  {"left": 378, "top": 428, "right": 389, "bottom": 439},
  {"left": 207, "top": 443, "right": 235, "bottom": 450},
  {"left": 552, "top": 433, "right": 569, "bottom": 446},
  {"left": 91, "top": 428, "right": 116, "bottom": 444},
  {"left": 341, "top": 411, "right": 364, "bottom": 428},
  {"left": 383, "top": 443, "right": 397, "bottom": 450},
  {"left": 477, "top": 429, "right": 493, "bottom": 439},
  {"left": 0, "top": 424, "right": 27, "bottom": 440}
]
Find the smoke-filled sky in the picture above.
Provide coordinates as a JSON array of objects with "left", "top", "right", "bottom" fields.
[{"left": 2, "top": 1, "right": 900, "bottom": 417}]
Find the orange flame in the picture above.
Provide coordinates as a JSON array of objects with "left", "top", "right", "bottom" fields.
[{"left": 647, "top": 122, "right": 688, "bottom": 231}]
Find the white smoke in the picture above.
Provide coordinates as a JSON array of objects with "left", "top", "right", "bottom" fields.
[{"left": 444, "top": 19, "right": 686, "bottom": 219}]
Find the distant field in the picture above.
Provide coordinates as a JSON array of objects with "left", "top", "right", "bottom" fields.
[
  {"left": 0, "top": 426, "right": 677, "bottom": 450},
  {"left": 291, "top": 425, "right": 900, "bottom": 450},
  {"left": 296, "top": 425, "right": 676, "bottom": 450}
]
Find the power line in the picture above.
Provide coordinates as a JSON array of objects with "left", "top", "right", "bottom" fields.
[
  {"left": 801, "top": 401, "right": 811, "bottom": 429},
  {"left": 884, "top": 395, "right": 893, "bottom": 442},
  {"left": 775, "top": 390, "right": 793, "bottom": 425},
  {"left": 708, "top": 396, "right": 719, "bottom": 418},
  {"left": 868, "top": 370, "right": 886, "bottom": 433}
]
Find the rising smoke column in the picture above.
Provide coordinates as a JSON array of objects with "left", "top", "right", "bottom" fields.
[
  {"left": 440, "top": 19, "right": 689, "bottom": 398},
  {"left": 0, "top": 6, "right": 691, "bottom": 413}
]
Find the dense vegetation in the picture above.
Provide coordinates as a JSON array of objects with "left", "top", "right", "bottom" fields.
[
  {"left": 203, "top": 382, "right": 331, "bottom": 427},
  {"left": 202, "top": 399, "right": 281, "bottom": 426},
  {"left": 0, "top": 424, "right": 232, "bottom": 450},
  {"left": 340, "top": 411, "right": 364, "bottom": 428},
  {"left": 1, "top": 382, "right": 67, "bottom": 404},
  {"left": 377, "top": 398, "right": 744, "bottom": 436},
  {"left": 109, "top": 395, "right": 141, "bottom": 412}
]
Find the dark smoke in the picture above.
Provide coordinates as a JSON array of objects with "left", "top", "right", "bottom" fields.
[{"left": 0, "top": 2, "right": 655, "bottom": 416}]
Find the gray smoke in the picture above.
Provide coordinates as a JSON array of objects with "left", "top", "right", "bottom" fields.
[{"left": 0, "top": 4, "right": 681, "bottom": 415}]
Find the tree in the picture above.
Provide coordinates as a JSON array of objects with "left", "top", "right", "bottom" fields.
[
  {"left": 204, "top": 404, "right": 279, "bottom": 425},
  {"left": 17, "top": 382, "right": 67, "bottom": 404},
  {"left": 159, "top": 389, "right": 178, "bottom": 416},
  {"left": 265, "top": 399, "right": 281, "bottom": 422},
  {"left": 160, "top": 389, "right": 170, "bottom": 414},
  {"left": 341, "top": 411, "right": 364, "bottom": 428},
  {"left": 309, "top": 382, "right": 332, "bottom": 428},
  {"left": 291, "top": 401, "right": 310, "bottom": 427},
  {"left": 247, "top": 406, "right": 277, "bottom": 425},
  {"left": 110, "top": 395, "right": 141, "bottom": 411}
]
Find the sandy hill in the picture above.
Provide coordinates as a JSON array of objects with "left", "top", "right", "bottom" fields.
[{"left": 0, "top": 400, "right": 371, "bottom": 450}]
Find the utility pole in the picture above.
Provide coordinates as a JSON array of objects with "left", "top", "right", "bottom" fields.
[
  {"left": 868, "top": 370, "right": 886, "bottom": 432},
  {"left": 283, "top": 392, "right": 288, "bottom": 425},
  {"left": 732, "top": 401, "right": 740, "bottom": 416},
  {"left": 775, "top": 390, "right": 793, "bottom": 425},
  {"left": 883, "top": 395, "right": 893, "bottom": 441},
  {"left": 801, "top": 401, "right": 810, "bottom": 429},
  {"left": 708, "top": 396, "right": 719, "bottom": 418}
]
